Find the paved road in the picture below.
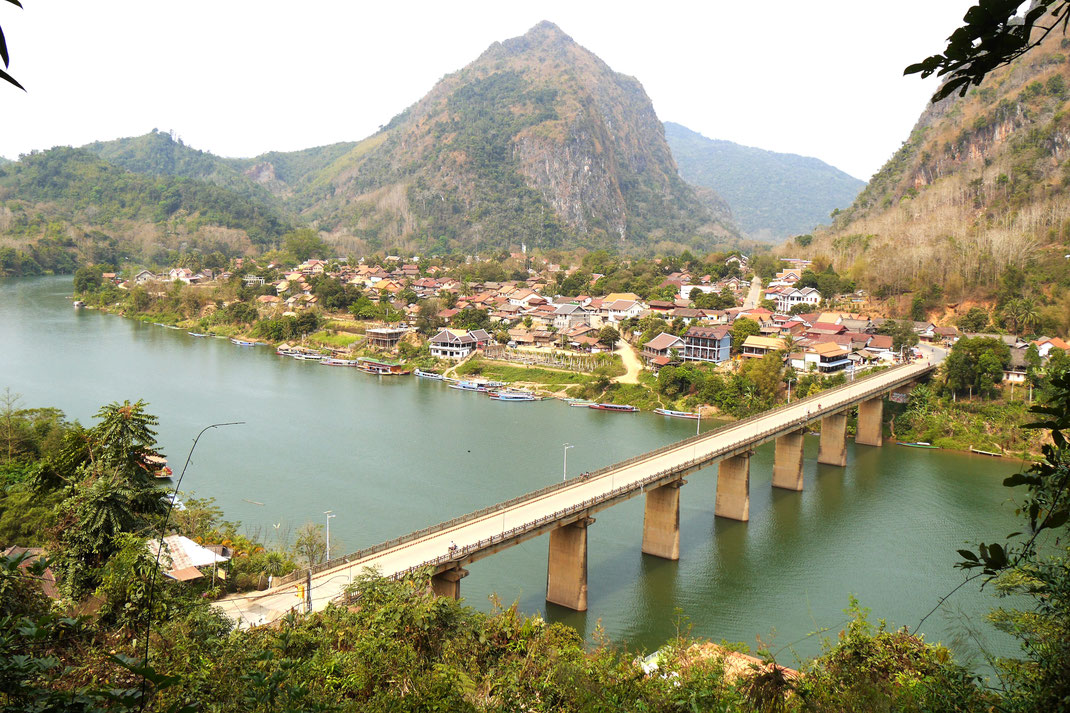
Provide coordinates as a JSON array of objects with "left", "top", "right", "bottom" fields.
[
  {"left": 216, "top": 360, "right": 933, "bottom": 628},
  {"left": 742, "top": 277, "right": 762, "bottom": 309}
]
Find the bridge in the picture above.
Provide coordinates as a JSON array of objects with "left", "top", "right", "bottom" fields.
[{"left": 218, "top": 359, "right": 934, "bottom": 627}]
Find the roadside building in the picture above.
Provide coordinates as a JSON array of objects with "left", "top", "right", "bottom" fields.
[
  {"left": 683, "top": 325, "right": 732, "bottom": 363},
  {"left": 642, "top": 332, "right": 685, "bottom": 363},
  {"left": 741, "top": 335, "right": 786, "bottom": 359},
  {"left": 428, "top": 329, "right": 477, "bottom": 359},
  {"left": 367, "top": 327, "right": 409, "bottom": 350}
]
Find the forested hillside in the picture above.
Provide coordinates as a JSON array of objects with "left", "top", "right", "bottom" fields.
[
  {"left": 801, "top": 28, "right": 1070, "bottom": 333},
  {"left": 665, "top": 122, "right": 864, "bottom": 241},
  {"left": 0, "top": 147, "right": 290, "bottom": 274}
]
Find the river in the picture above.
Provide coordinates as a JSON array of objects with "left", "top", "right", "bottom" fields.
[{"left": 0, "top": 275, "right": 1023, "bottom": 667}]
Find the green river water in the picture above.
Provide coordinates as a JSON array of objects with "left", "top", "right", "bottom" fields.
[{"left": 0, "top": 276, "right": 1024, "bottom": 667}]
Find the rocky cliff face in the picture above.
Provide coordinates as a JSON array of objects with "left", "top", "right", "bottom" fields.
[{"left": 311, "top": 21, "right": 736, "bottom": 253}]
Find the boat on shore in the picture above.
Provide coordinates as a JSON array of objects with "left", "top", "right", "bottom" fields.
[
  {"left": 969, "top": 446, "right": 1003, "bottom": 457},
  {"left": 292, "top": 352, "right": 327, "bottom": 361},
  {"left": 899, "top": 441, "right": 938, "bottom": 449},
  {"left": 414, "top": 368, "right": 444, "bottom": 380},
  {"left": 321, "top": 357, "right": 359, "bottom": 366},
  {"left": 187, "top": 332, "right": 209, "bottom": 338},
  {"left": 589, "top": 403, "right": 639, "bottom": 413},
  {"left": 568, "top": 401, "right": 596, "bottom": 407},
  {"left": 358, "top": 357, "right": 411, "bottom": 375},
  {"left": 230, "top": 338, "right": 257, "bottom": 346},
  {"left": 654, "top": 408, "right": 700, "bottom": 420},
  {"left": 73, "top": 299, "right": 85, "bottom": 309},
  {"left": 489, "top": 390, "right": 537, "bottom": 401}
]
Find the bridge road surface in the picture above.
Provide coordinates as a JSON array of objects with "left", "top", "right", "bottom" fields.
[{"left": 217, "top": 360, "right": 934, "bottom": 628}]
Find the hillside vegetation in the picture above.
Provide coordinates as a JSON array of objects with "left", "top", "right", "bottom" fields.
[
  {"left": 665, "top": 122, "right": 864, "bottom": 241},
  {"left": 802, "top": 29, "right": 1070, "bottom": 331}
]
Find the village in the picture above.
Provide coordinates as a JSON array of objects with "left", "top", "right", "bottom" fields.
[{"left": 77, "top": 249, "right": 1067, "bottom": 409}]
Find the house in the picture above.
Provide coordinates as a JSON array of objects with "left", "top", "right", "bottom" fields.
[
  {"left": 1034, "top": 337, "right": 1070, "bottom": 358},
  {"left": 242, "top": 274, "right": 265, "bottom": 287},
  {"left": 642, "top": 332, "right": 685, "bottom": 363},
  {"left": 552, "top": 304, "right": 590, "bottom": 332},
  {"left": 1004, "top": 347, "right": 1029, "bottom": 383},
  {"left": 170, "top": 267, "right": 195, "bottom": 284},
  {"left": 933, "top": 326, "right": 960, "bottom": 344},
  {"left": 468, "top": 328, "right": 494, "bottom": 347},
  {"left": 429, "top": 329, "right": 477, "bottom": 359},
  {"left": 604, "top": 299, "right": 645, "bottom": 324},
  {"left": 146, "top": 535, "right": 230, "bottom": 582},
  {"left": 802, "top": 342, "right": 851, "bottom": 373},
  {"left": 683, "top": 325, "right": 731, "bottom": 363},
  {"left": 366, "top": 327, "right": 409, "bottom": 350},
  {"left": 741, "top": 335, "right": 786, "bottom": 359},
  {"left": 774, "top": 287, "right": 821, "bottom": 313},
  {"left": 133, "top": 269, "right": 157, "bottom": 285}
]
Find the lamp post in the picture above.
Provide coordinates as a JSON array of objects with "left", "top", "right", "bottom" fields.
[
  {"left": 324, "top": 510, "right": 336, "bottom": 563},
  {"left": 563, "top": 443, "right": 574, "bottom": 481}
]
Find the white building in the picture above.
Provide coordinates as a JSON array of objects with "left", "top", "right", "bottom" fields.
[{"left": 774, "top": 287, "right": 821, "bottom": 313}]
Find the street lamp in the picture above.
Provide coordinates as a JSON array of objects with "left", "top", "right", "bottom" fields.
[
  {"left": 563, "top": 443, "right": 574, "bottom": 481},
  {"left": 324, "top": 510, "right": 336, "bottom": 562}
]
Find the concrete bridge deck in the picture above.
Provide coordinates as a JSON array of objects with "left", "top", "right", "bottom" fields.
[{"left": 218, "top": 359, "right": 933, "bottom": 627}]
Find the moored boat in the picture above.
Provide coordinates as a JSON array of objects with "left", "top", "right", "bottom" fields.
[
  {"left": 358, "top": 357, "right": 411, "bottom": 375},
  {"left": 568, "top": 401, "right": 596, "bottom": 407},
  {"left": 654, "top": 408, "right": 700, "bottom": 419},
  {"left": 449, "top": 379, "right": 504, "bottom": 392},
  {"left": 73, "top": 300, "right": 86, "bottom": 309},
  {"left": 230, "top": 338, "right": 257, "bottom": 346},
  {"left": 969, "top": 446, "right": 1003, "bottom": 456},
  {"left": 321, "top": 357, "right": 359, "bottom": 366},
  {"left": 187, "top": 332, "right": 209, "bottom": 337},
  {"left": 899, "top": 441, "right": 938, "bottom": 449},
  {"left": 589, "top": 403, "right": 639, "bottom": 413},
  {"left": 292, "top": 352, "right": 327, "bottom": 361},
  {"left": 414, "top": 368, "right": 444, "bottom": 380},
  {"left": 489, "top": 390, "right": 537, "bottom": 401}
]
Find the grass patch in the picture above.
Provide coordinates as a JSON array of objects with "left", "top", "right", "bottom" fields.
[
  {"left": 456, "top": 358, "right": 594, "bottom": 385},
  {"left": 308, "top": 330, "right": 363, "bottom": 348}
]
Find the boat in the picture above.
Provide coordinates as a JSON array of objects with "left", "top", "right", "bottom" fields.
[
  {"left": 358, "top": 357, "right": 411, "bottom": 375},
  {"left": 568, "top": 401, "right": 596, "bottom": 407},
  {"left": 414, "top": 368, "right": 444, "bottom": 380},
  {"left": 970, "top": 446, "right": 1003, "bottom": 457},
  {"left": 230, "top": 338, "right": 257, "bottom": 346},
  {"left": 654, "top": 408, "right": 700, "bottom": 420},
  {"left": 72, "top": 299, "right": 85, "bottom": 309},
  {"left": 187, "top": 332, "right": 209, "bottom": 338},
  {"left": 144, "top": 454, "right": 173, "bottom": 479},
  {"left": 898, "top": 441, "right": 938, "bottom": 449},
  {"left": 589, "top": 403, "right": 639, "bottom": 413},
  {"left": 489, "top": 390, "right": 537, "bottom": 401},
  {"left": 449, "top": 379, "right": 504, "bottom": 392},
  {"left": 321, "top": 357, "right": 359, "bottom": 366}
]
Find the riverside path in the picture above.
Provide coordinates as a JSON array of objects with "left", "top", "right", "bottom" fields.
[{"left": 217, "top": 359, "right": 934, "bottom": 627}]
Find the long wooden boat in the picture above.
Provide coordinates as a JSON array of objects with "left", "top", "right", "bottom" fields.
[
  {"left": 568, "top": 401, "right": 596, "bottom": 407},
  {"left": 414, "top": 368, "right": 444, "bottom": 380},
  {"left": 187, "top": 332, "right": 209, "bottom": 338},
  {"left": 898, "top": 441, "right": 938, "bottom": 449},
  {"left": 589, "top": 403, "right": 639, "bottom": 413},
  {"left": 654, "top": 408, "right": 700, "bottom": 420},
  {"left": 489, "top": 390, "right": 537, "bottom": 401},
  {"left": 449, "top": 379, "right": 504, "bottom": 392},
  {"left": 969, "top": 446, "right": 1003, "bottom": 456},
  {"left": 230, "top": 338, "right": 257, "bottom": 346},
  {"left": 321, "top": 358, "right": 359, "bottom": 366},
  {"left": 292, "top": 353, "right": 327, "bottom": 361}
]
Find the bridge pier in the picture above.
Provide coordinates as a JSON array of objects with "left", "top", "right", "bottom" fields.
[
  {"left": 431, "top": 566, "right": 469, "bottom": 600},
  {"left": 772, "top": 430, "right": 805, "bottom": 491},
  {"left": 715, "top": 454, "right": 750, "bottom": 521},
  {"left": 642, "top": 479, "right": 685, "bottom": 560},
  {"left": 818, "top": 412, "right": 847, "bottom": 466},
  {"left": 546, "top": 516, "right": 594, "bottom": 611},
  {"left": 855, "top": 397, "right": 883, "bottom": 447}
]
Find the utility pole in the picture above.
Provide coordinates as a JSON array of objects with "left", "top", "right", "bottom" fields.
[{"left": 305, "top": 568, "right": 312, "bottom": 614}]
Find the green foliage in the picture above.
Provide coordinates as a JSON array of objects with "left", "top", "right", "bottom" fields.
[
  {"left": 876, "top": 319, "right": 919, "bottom": 352},
  {"left": 730, "top": 318, "right": 761, "bottom": 354},
  {"left": 943, "top": 336, "right": 1011, "bottom": 397},
  {"left": 283, "top": 228, "right": 328, "bottom": 262},
  {"left": 957, "top": 306, "right": 991, "bottom": 332}
]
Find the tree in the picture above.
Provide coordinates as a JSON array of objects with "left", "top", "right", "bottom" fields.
[
  {"left": 597, "top": 326, "right": 620, "bottom": 348},
  {"left": 294, "top": 522, "right": 327, "bottom": 568},
  {"left": 283, "top": 228, "right": 328, "bottom": 262},
  {"left": 92, "top": 399, "right": 161, "bottom": 483},
  {"left": 957, "top": 306, "right": 990, "bottom": 333},
  {"left": 730, "top": 318, "right": 761, "bottom": 355},
  {"left": 907, "top": 1, "right": 1070, "bottom": 101},
  {"left": 877, "top": 319, "right": 919, "bottom": 352}
]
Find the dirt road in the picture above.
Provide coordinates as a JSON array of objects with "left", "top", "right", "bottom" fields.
[{"left": 614, "top": 340, "right": 643, "bottom": 384}]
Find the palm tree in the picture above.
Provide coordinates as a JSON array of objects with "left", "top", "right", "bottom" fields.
[
  {"left": 1003, "top": 299, "right": 1024, "bottom": 337},
  {"left": 77, "top": 476, "right": 140, "bottom": 549},
  {"left": 92, "top": 400, "right": 160, "bottom": 482},
  {"left": 1018, "top": 297, "right": 1040, "bottom": 337}
]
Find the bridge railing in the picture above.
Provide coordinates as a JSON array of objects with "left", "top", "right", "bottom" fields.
[{"left": 278, "top": 361, "right": 932, "bottom": 587}]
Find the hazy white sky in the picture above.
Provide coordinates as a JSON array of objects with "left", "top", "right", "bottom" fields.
[{"left": 2, "top": 1, "right": 975, "bottom": 180}]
